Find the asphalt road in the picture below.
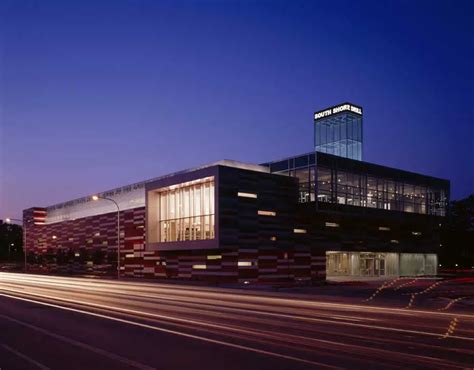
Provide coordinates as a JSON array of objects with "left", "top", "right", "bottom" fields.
[{"left": 0, "top": 273, "right": 473, "bottom": 369}]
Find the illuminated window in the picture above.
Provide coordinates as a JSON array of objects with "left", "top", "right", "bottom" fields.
[
  {"left": 238, "top": 192, "right": 257, "bottom": 199},
  {"left": 158, "top": 177, "right": 215, "bottom": 242},
  {"left": 192, "top": 264, "right": 207, "bottom": 270},
  {"left": 238, "top": 261, "right": 254, "bottom": 267},
  {"left": 94, "top": 232, "right": 100, "bottom": 237},
  {"left": 52, "top": 235, "right": 57, "bottom": 239},
  {"left": 325, "top": 222, "right": 339, "bottom": 228},
  {"left": 258, "top": 210, "right": 276, "bottom": 216},
  {"left": 412, "top": 231, "right": 422, "bottom": 236},
  {"left": 390, "top": 239, "right": 399, "bottom": 244},
  {"left": 293, "top": 228, "right": 307, "bottom": 234},
  {"left": 270, "top": 236, "right": 277, "bottom": 241},
  {"left": 74, "top": 252, "right": 80, "bottom": 257},
  {"left": 378, "top": 226, "right": 391, "bottom": 231},
  {"left": 207, "top": 255, "right": 222, "bottom": 260},
  {"left": 125, "top": 254, "right": 134, "bottom": 258}
]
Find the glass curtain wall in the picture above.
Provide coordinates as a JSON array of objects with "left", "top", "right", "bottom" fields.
[
  {"left": 326, "top": 252, "right": 400, "bottom": 277},
  {"left": 271, "top": 154, "right": 317, "bottom": 204},
  {"left": 315, "top": 113, "right": 362, "bottom": 160},
  {"left": 158, "top": 178, "right": 215, "bottom": 242},
  {"left": 321, "top": 168, "right": 447, "bottom": 216},
  {"left": 326, "top": 252, "right": 437, "bottom": 278},
  {"left": 268, "top": 154, "right": 447, "bottom": 216},
  {"left": 400, "top": 253, "right": 438, "bottom": 276}
]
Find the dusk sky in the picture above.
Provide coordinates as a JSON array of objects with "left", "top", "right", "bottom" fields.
[{"left": 1, "top": 0, "right": 473, "bottom": 219}]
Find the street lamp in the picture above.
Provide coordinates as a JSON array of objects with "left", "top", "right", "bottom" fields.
[
  {"left": 92, "top": 195, "right": 121, "bottom": 279},
  {"left": 5, "top": 217, "right": 26, "bottom": 271}
]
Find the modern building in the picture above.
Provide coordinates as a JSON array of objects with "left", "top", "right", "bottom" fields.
[
  {"left": 314, "top": 102, "right": 363, "bottom": 160},
  {"left": 23, "top": 103, "right": 449, "bottom": 282}
]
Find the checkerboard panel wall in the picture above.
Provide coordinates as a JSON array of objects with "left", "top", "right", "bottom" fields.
[{"left": 23, "top": 206, "right": 326, "bottom": 283}]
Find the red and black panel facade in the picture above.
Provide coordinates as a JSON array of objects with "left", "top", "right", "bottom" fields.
[{"left": 22, "top": 157, "right": 448, "bottom": 283}]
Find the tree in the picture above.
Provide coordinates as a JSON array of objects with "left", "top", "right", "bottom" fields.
[
  {"left": 440, "top": 195, "right": 474, "bottom": 268},
  {"left": 0, "top": 221, "right": 23, "bottom": 262}
]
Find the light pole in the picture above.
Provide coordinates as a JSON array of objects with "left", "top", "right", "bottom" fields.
[
  {"left": 9, "top": 243, "right": 14, "bottom": 261},
  {"left": 5, "top": 217, "right": 26, "bottom": 271},
  {"left": 92, "top": 195, "right": 121, "bottom": 279}
]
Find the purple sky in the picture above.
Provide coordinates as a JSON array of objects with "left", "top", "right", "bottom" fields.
[{"left": 1, "top": 0, "right": 473, "bottom": 219}]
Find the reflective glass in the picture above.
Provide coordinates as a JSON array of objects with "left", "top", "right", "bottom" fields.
[{"left": 315, "top": 113, "right": 363, "bottom": 161}]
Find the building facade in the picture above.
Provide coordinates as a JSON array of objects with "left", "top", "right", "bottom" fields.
[{"left": 23, "top": 103, "right": 449, "bottom": 283}]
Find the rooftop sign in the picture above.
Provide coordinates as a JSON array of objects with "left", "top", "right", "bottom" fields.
[{"left": 314, "top": 103, "right": 362, "bottom": 121}]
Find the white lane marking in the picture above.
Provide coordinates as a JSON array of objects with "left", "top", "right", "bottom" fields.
[
  {"left": 0, "top": 293, "right": 339, "bottom": 369},
  {"left": 2, "top": 288, "right": 474, "bottom": 343},
  {"left": 1, "top": 344, "right": 50, "bottom": 370},
  {"left": 0, "top": 314, "right": 154, "bottom": 370}
]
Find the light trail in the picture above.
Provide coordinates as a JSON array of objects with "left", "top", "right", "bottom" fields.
[
  {"left": 1, "top": 273, "right": 473, "bottom": 369},
  {"left": 1, "top": 284, "right": 473, "bottom": 343},
  {"left": 1, "top": 273, "right": 471, "bottom": 319},
  {"left": 0, "top": 280, "right": 464, "bottom": 339},
  {"left": 1, "top": 273, "right": 473, "bottom": 343},
  {"left": 0, "top": 292, "right": 467, "bottom": 369},
  {"left": 1, "top": 285, "right": 468, "bottom": 354}
]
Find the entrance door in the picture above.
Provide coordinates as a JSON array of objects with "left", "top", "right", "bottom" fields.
[
  {"left": 360, "top": 253, "right": 386, "bottom": 277},
  {"left": 375, "top": 257, "right": 385, "bottom": 276},
  {"left": 360, "top": 254, "right": 375, "bottom": 276}
]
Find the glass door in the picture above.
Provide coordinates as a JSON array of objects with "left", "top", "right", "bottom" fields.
[
  {"left": 375, "top": 257, "right": 385, "bottom": 276},
  {"left": 360, "top": 253, "right": 375, "bottom": 276},
  {"left": 360, "top": 253, "right": 387, "bottom": 277}
]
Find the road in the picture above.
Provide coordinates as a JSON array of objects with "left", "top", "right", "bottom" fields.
[{"left": 0, "top": 273, "right": 473, "bottom": 369}]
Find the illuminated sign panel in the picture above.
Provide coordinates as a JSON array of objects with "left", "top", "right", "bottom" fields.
[{"left": 314, "top": 103, "right": 362, "bottom": 120}]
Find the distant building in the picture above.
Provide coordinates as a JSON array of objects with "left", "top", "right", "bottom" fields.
[{"left": 24, "top": 103, "right": 449, "bottom": 282}]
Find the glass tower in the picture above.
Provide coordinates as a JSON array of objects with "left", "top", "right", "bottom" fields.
[{"left": 314, "top": 103, "right": 363, "bottom": 161}]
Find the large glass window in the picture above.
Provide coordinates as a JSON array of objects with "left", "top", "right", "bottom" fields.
[
  {"left": 427, "top": 188, "right": 447, "bottom": 216},
  {"left": 326, "top": 252, "right": 401, "bottom": 277},
  {"left": 317, "top": 167, "right": 332, "bottom": 203},
  {"left": 158, "top": 177, "right": 215, "bottom": 242},
  {"left": 294, "top": 167, "right": 310, "bottom": 203},
  {"left": 267, "top": 155, "right": 447, "bottom": 216},
  {"left": 316, "top": 168, "right": 447, "bottom": 216}
]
